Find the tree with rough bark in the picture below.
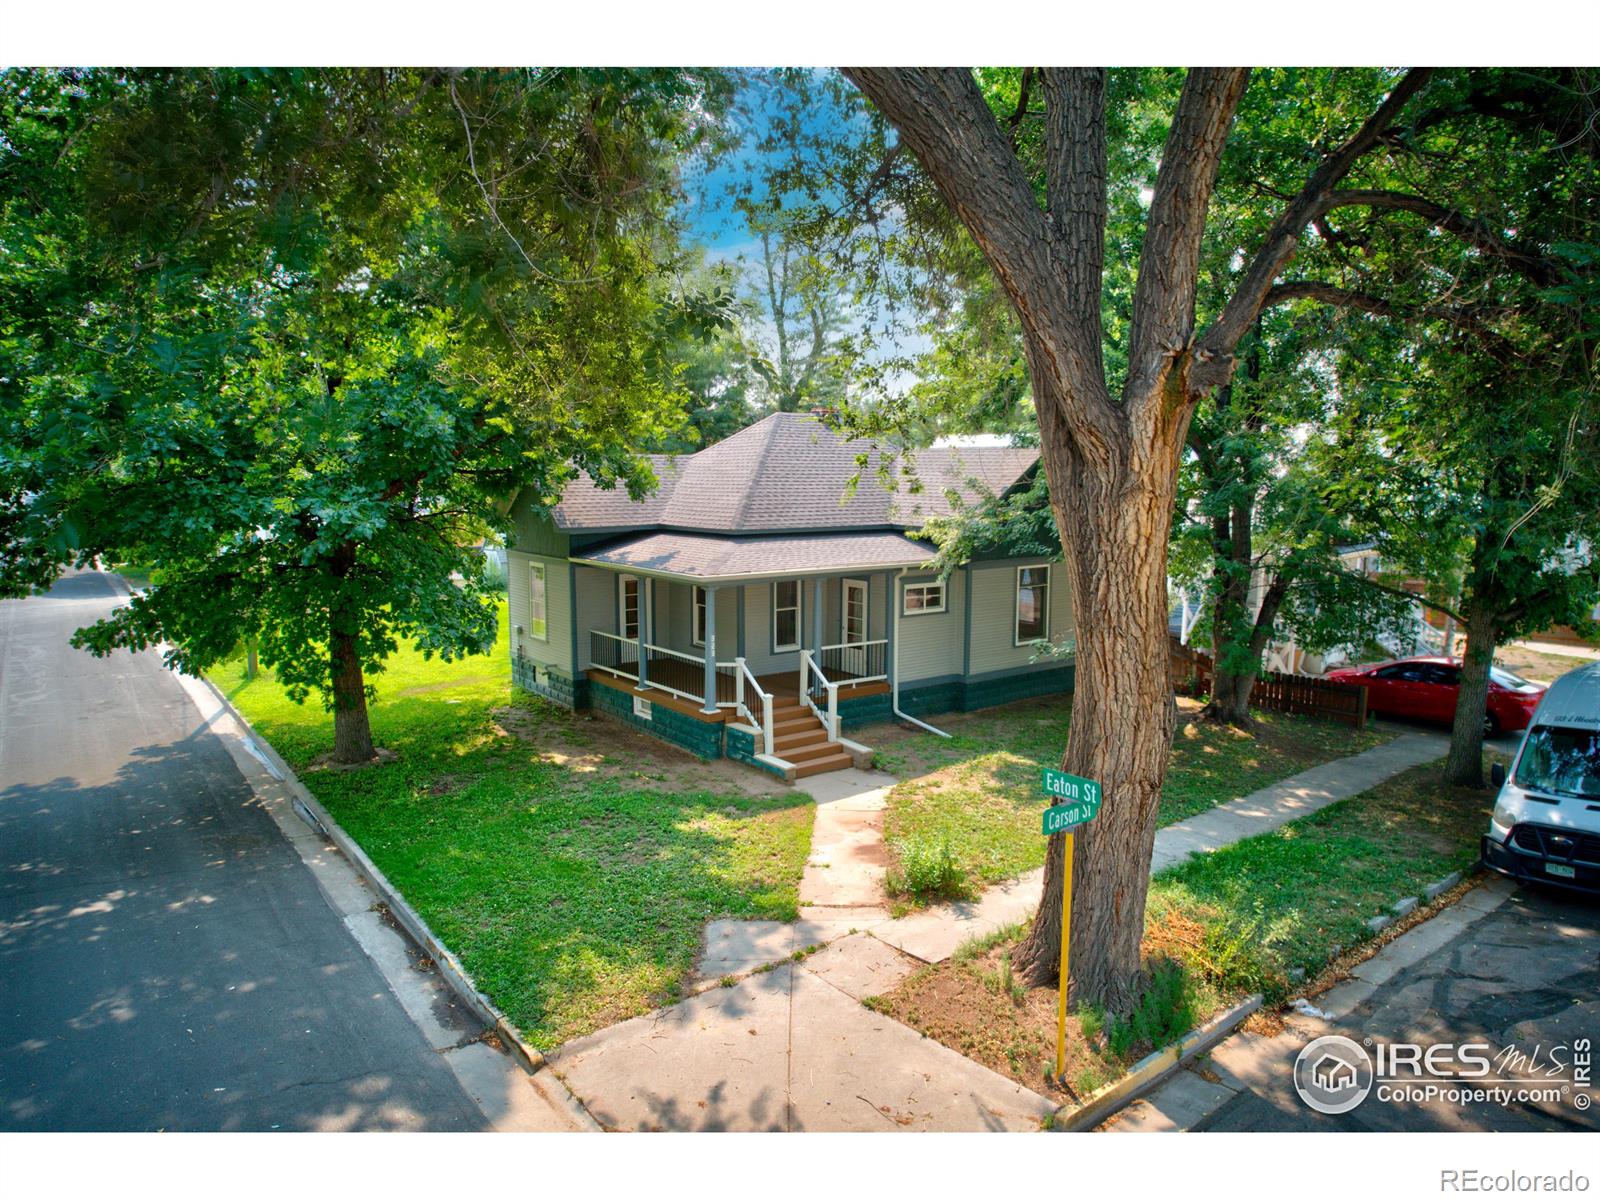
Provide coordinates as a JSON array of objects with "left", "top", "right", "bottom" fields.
[
  {"left": 1304, "top": 68, "right": 1600, "bottom": 785},
  {"left": 0, "top": 68, "right": 729, "bottom": 763},
  {"left": 839, "top": 66, "right": 1454, "bottom": 1007},
  {"left": 1327, "top": 260, "right": 1600, "bottom": 786},
  {"left": 1174, "top": 311, "right": 1419, "bottom": 725}
]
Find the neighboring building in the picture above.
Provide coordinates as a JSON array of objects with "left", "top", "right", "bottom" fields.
[{"left": 504, "top": 412, "right": 1071, "bottom": 779}]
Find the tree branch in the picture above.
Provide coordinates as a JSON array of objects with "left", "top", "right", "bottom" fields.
[
  {"left": 843, "top": 67, "right": 1119, "bottom": 440},
  {"left": 1194, "top": 69, "right": 1435, "bottom": 389},
  {"left": 1008, "top": 67, "right": 1036, "bottom": 150},
  {"left": 1039, "top": 68, "right": 1109, "bottom": 390},
  {"left": 1319, "top": 189, "right": 1563, "bottom": 287},
  {"left": 1125, "top": 68, "right": 1250, "bottom": 399}
]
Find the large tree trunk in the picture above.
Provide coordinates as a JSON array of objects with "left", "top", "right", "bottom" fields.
[
  {"left": 328, "top": 541, "right": 375, "bottom": 765},
  {"left": 1445, "top": 602, "right": 1498, "bottom": 786},
  {"left": 1205, "top": 571, "right": 1291, "bottom": 726},
  {"left": 1012, "top": 380, "right": 1181, "bottom": 1009},
  {"left": 330, "top": 623, "right": 375, "bottom": 764},
  {"left": 842, "top": 65, "right": 1427, "bottom": 1012}
]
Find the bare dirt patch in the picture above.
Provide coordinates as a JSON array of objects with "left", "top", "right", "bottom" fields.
[
  {"left": 305, "top": 746, "right": 400, "bottom": 773},
  {"left": 875, "top": 941, "right": 1114, "bottom": 1102},
  {"left": 490, "top": 704, "right": 791, "bottom": 799}
]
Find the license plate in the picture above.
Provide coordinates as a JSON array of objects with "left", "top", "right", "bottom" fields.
[{"left": 1547, "top": 862, "right": 1577, "bottom": 879}]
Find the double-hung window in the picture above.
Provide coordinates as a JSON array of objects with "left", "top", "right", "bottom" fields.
[
  {"left": 692, "top": 586, "right": 708, "bottom": 647},
  {"left": 1015, "top": 565, "right": 1049, "bottom": 645},
  {"left": 618, "top": 574, "right": 640, "bottom": 640},
  {"left": 529, "top": 562, "right": 549, "bottom": 641},
  {"left": 772, "top": 579, "right": 802, "bottom": 651},
  {"left": 902, "top": 581, "right": 945, "bottom": 615}
]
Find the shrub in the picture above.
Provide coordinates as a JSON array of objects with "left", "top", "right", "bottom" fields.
[
  {"left": 1088, "top": 958, "right": 1199, "bottom": 1063},
  {"left": 886, "top": 834, "right": 970, "bottom": 901}
]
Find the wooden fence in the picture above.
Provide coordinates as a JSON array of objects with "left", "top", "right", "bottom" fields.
[{"left": 1174, "top": 640, "right": 1369, "bottom": 731}]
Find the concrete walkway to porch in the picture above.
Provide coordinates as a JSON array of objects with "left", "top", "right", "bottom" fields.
[{"left": 547, "top": 728, "right": 1454, "bottom": 1131}]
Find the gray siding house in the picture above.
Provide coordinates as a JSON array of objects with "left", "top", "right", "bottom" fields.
[{"left": 506, "top": 412, "right": 1073, "bottom": 779}]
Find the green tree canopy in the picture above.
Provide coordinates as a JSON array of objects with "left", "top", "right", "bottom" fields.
[{"left": 1, "top": 67, "right": 732, "bottom": 760}]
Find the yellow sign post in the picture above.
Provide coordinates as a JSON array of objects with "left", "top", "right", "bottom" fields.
[
  {"left": 1054, "top": 829, "right": 1074, "bottom": 1079},
  {"left": 1039, "top": 768, "right": 1101, "bottom": 1081}
]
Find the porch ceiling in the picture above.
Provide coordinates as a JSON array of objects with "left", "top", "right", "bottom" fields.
[{"left": 572, "top": 530, "right": 935, "bottom": 583}]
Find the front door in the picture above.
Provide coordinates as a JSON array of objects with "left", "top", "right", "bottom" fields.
[{"left": 841, "top": 578, "right": 868, "bottom": 677}]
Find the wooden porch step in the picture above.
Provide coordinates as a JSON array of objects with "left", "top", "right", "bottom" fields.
[
  {"left": 774, "top": 721, "right": 828, "bottom": 746},
  {"left": 793, "top": 751, "right": 855, "bottom": 778},
  {"left": 781, "top": 740, "right": 846, "bottom": 765}
]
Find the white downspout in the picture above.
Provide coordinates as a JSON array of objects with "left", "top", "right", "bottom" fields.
[{"left": 892, "top": 566, "right": 950, "bottom": 738}]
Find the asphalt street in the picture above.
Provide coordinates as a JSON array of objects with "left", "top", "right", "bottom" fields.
[
  {"left": 0, "top": 570, "right": 486, "bottom": 1131},
  {"left": 1202, "top": 883, "right": 1600, "bottom": 1132}
]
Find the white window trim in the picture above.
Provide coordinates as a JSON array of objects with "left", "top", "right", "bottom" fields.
[
  {"left": 901, "top": 579, "right": 947, "bottom": 616},
  {"left": 772, "top": 579, "right": 803, "bottom": 652},
  {"left": 618, "top": 573, "right": 640, "bottom": 640},
  {"left": 841, "top": 577, "right": 869, "bottom": 644},
  {"left": 529, "top": 562, "right": 549, "bottom": 642},
  {"left": 692, "top": 585, "right": 707, "bottom": 648},
  {"left": 1014, "top": 563, "right": 1050, "bottom": 646}
]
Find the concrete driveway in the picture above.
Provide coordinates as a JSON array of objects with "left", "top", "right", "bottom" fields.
[{"left": 0, "top": 571, "right": 488, "bottom": 1131}]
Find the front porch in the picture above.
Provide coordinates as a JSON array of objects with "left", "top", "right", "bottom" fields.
[{"left": 573, "top": 565, "right": 898, "bottom": 769}]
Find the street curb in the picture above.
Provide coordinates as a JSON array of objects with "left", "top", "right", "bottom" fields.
[
  {"left": 189, "top": 670, "right": 549, "bottom": 1079},
  {"left": 1366, "top": 864, "right": 1478, "bottom": 934},
  {"left": 1049, "top": 992, "right": 1263, "bottom": 1132}
]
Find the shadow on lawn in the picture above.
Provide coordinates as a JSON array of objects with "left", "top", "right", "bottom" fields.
[{"left": 273, "top": 701, "right": 816, "bottom": 1046}]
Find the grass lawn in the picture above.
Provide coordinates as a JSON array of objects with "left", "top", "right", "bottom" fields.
[
  {"left": 867, "top": 695, "right": 1394, "bottom": 900},
  {"left": 210, "top": 600, "right": 813, "bottom": 1048},
  {"left": 874, "top": 751, "right": 1502, "bottom": 1102},
  {"left": 1146, "top": 752, "right": 1501, "bottom": 986}
]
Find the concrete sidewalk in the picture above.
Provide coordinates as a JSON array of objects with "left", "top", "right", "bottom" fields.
[
  {"left": 550, "top": 932, "right": 1057, "bottom": 1131},
  {"left": 1151, "top": 731, "right": 1448, "bottom": 873},
  {"left": 556, "top": 725, "right": 1454, "bottom": 1132}
]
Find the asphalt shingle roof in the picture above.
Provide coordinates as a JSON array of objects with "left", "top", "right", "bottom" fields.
[
  {"left": 549, "top": 412, "right": 1037, "bottom": 534},
  {"left": 574, "top": 530, "right": 936, "bottom": 581}
]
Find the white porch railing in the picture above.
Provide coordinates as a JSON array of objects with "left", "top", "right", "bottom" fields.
[
  {"left": 729, "top": 657, "right": 775, "bottom": 756},
  {"left": 588, "top": 630, "right": 740, "bottom": 710},
  {"left": 800, "top": 649, "right": 839, "bottom": 740},
  {"left": 817, "top": 638, "right": 888, "bottom": 683}
]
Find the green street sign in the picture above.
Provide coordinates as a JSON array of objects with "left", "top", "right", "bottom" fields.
[
  {"left": 1042, "top": 797, "right": 1101, "bottom": 835},
  {"left": 1041, "top": 768, "right": 1102, "bottom": 807},
  {"left": 1040, "top": 769, "right": 1102, "bottom": 835}
]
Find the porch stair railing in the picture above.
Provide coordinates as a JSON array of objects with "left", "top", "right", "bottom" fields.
[
  {"left": 799, "top": 649, "right": 839, "bottom": 740},
  {"left": 729, "top": 657, "right": 775, "bottom": 756}
]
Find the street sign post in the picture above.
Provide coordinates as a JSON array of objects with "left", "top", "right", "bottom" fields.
[{"left": 1040, "top": 768, "right": 1103, "bottom": 1080}]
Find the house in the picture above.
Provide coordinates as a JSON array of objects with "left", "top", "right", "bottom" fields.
[{"left": 504, "top": 412, "right": 1074, "bottom": 779}]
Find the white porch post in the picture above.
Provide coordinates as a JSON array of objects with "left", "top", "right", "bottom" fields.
[
  {"left": 638, "top": 577, "right": 650, "bottom": 688},
  {"left": 811, "top": 576, "right": 824, "bottom": 668},
  {"left": 701, "top": 585, "right": 719, "bottom": 714},
  {"left": 883, "top": 570, "right": 894, "bottom": 688}
]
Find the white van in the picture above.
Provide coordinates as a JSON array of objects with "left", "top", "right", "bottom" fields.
[{"left": 1482, "top": 661, "right": 1600, "bottom": 893}]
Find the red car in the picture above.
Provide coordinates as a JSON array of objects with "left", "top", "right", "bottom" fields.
[{"left": 1325, "top": 656, "right": 1546, "bottom": 736}]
